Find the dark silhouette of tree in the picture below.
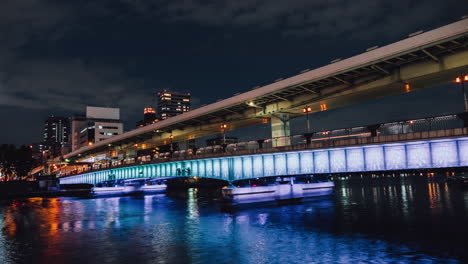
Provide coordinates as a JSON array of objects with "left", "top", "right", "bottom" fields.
[{"left": 0, "top": 144, "right": 33, "bottom": 181}]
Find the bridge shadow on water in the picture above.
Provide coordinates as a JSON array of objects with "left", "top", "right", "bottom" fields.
[{"left": 0, "top": 176, "right": 467, "bottom": 264}]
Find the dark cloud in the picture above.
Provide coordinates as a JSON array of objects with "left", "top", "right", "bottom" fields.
[
  {"left": 119, "top": 0, "right": 462, "bottom": 39},
  {"left": 0, "top": 0, "right": 465, "bottom": 144}
]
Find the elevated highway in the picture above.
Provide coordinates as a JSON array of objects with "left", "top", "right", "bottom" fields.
[{"left": 64, "top": 18, "right": 468, "bottom": 161}]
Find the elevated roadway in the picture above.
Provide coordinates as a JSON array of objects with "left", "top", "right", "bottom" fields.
[{"left": 65, "top": 18, "right": 468, "bottom": 161}]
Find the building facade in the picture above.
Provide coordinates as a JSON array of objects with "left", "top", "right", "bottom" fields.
[
  {"left": 43, "top": 116, "right": 70, "bottom": 157},
  {"left": 157, "top": 90, "right": 191, "bottom": 120},
  {"left": 136, "top": 107, "right": 160, "bottom": 128},
  {"left": 71, "top": 106, "right": 124, "bottom": 151}
]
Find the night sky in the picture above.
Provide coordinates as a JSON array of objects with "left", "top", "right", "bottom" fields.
[{"left": 0, "top": 0, "right": 466, "bottom": 145}]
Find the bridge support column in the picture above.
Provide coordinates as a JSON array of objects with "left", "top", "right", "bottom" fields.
[
  {"left": 304, "top": 133, "right": 313, "bottom": 146},
  {"left": 457, "top": 112, "right": 468, "bottom": 127},
  {"left": 271, "top": 114, "right": 291, "bottom": 147},
  {"left": 367, "top": 124, "right": 381, "bottom": 137}
]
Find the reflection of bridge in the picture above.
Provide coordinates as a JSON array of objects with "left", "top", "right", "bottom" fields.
[{"left": 60, "top": 127, "right": 468, "bottom": 185}]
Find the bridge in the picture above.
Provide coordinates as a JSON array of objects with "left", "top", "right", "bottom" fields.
[
  {"left": 61, "top": 18, "right": 468, "bottom": 162},
  {"left": 60, "top": 126, "right": 468, "bottom": 185}
]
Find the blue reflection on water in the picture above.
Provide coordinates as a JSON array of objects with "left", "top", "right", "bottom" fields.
[{"left": 0, "top": 178, "right": 467, "bottom": 264}]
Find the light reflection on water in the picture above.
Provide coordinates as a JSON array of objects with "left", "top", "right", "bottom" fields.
[{"left": 0, "top": 178, "right": 467, "bottom": 264}]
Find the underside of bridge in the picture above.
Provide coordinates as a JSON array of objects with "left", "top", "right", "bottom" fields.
[{"left": 63, "top": 19, "right": 468, "bottom": 163}]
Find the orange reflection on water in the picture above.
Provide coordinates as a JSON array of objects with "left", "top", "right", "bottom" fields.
[{"left": 2, "top": 198, "right": 63, "bottom": 244}]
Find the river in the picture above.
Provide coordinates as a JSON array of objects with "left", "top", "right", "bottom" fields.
[{"left": 1, "top": 177, "right": 467, "bottom": 264}]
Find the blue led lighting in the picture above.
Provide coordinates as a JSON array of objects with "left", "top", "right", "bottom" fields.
[{"left": 60, "top": 137, "right": 468, "bottom": 185}]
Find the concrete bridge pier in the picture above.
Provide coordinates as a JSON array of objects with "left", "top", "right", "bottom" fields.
[{"left": 271, "top": 114, "right": 291, "bottom": 147}]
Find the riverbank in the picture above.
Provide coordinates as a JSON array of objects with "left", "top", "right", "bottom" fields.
[{"left": 0, "top": 181, "right": 92, "bottom": 200}]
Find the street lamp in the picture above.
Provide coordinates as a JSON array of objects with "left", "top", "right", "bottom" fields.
[
  {"left": 455, "top": 74, "right": 468, "bottom": 112},
  {"left": 302, "top": 106, "right": 312, "bottom": 133},
  {"left": 220, "top": 123, "right": 228, "bottom": 145},
  {"left": 169, "top": 135, "right": 174, "bottom": 153}
]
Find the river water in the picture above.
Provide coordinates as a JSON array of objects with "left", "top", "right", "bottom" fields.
[{"left": 0, "top": 177, "right": 467, "bottom": 264}]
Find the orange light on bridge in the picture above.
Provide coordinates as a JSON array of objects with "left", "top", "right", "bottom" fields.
[
  {"left": 405, "top": 83, "right": 411, "bottom": 92},
  {"left": 320, "top": 104, "right": 327, "bottom": 111},
  {"left": 88, "top": 142, "right": 93, "bottom": 146},
  {"left": 456, "top": 77, "right": 462, "bottom": 83},
  {"left": 302, "top": 106, "right": 312, "bottom": 113}
]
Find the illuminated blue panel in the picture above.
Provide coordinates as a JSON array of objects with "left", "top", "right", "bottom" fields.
[
  {"left": 274, "top": 154, "right": 287, "bottom": 176},
  {"left": 166, "top": 163, "right": 171, "bottom": 176},
  {"left": 300, "top": 152, "right": 313, "bottom": 174},
  {"left": 314, "top": 151, "right": 329, "bottom": 173},
  {"left": 213, "top": 159, "right": 220, "bottom": 178},
  {"left": 253, "top": 156, "right": 264, "bottom": 178},
  {"left": 330, "top": 149, "right": 346, "bottom": 173},
  {"left": 199, "top": 160, "right": 206, "bottom": 177},
  {"left": 243, "top": 157, "right": 253, "bottom": 179},
  {"left": 287, "top": 153, "right": 300, "bottom": 175},
  {"left": 172, "top": 163, "right": 178, "bottom": 176},
  {"left": 191, "top": 161, "right": 198, "bottom": 176},
  {"left": 206, "top": 159, "right": 213, "bottom": 177},
  {"left": 365, "top": 147, "right": 385, "bottom": 171},
  {"left": 233, "top": 157, "right": 243, "bottom": 180},
  {"left": 156, "top": 165, "right": 161, "bottom": 177},
  {"left": 263, "top": 155, "right": 275, "bottom": 176},
  {"left": 458, "top": 140, "right": 468, "bottom": 166},
  {"left": 385, "top": 145, "right": 406, "bottom": 170},
  {"left": 347, "top": 148, "right": 364, "bottom": 172},
  {"left": 221, "top": 159, "right": 229, "bottom": 180},
  {"left": 146, "top": 166, "right": 151, "bottom": 177},
  {"left": 432, "top": 141, "right": 458, "bottom": 168},
  {"left": 407, "top": 143, "right": 431, "bottom": 169}
]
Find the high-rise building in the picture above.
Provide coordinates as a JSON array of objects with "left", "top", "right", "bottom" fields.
[
  {"left": 136, "top": 107, "right": 160, "bottom": 128},
  {"left": 157, "top": 90, "right": 191, "bottom": 120},
  {"left": 43, "top": 116, "right": 70, "bottom": 157},
  {"left": 71, "top": 106, "right": 124, "bottom": 151}
]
